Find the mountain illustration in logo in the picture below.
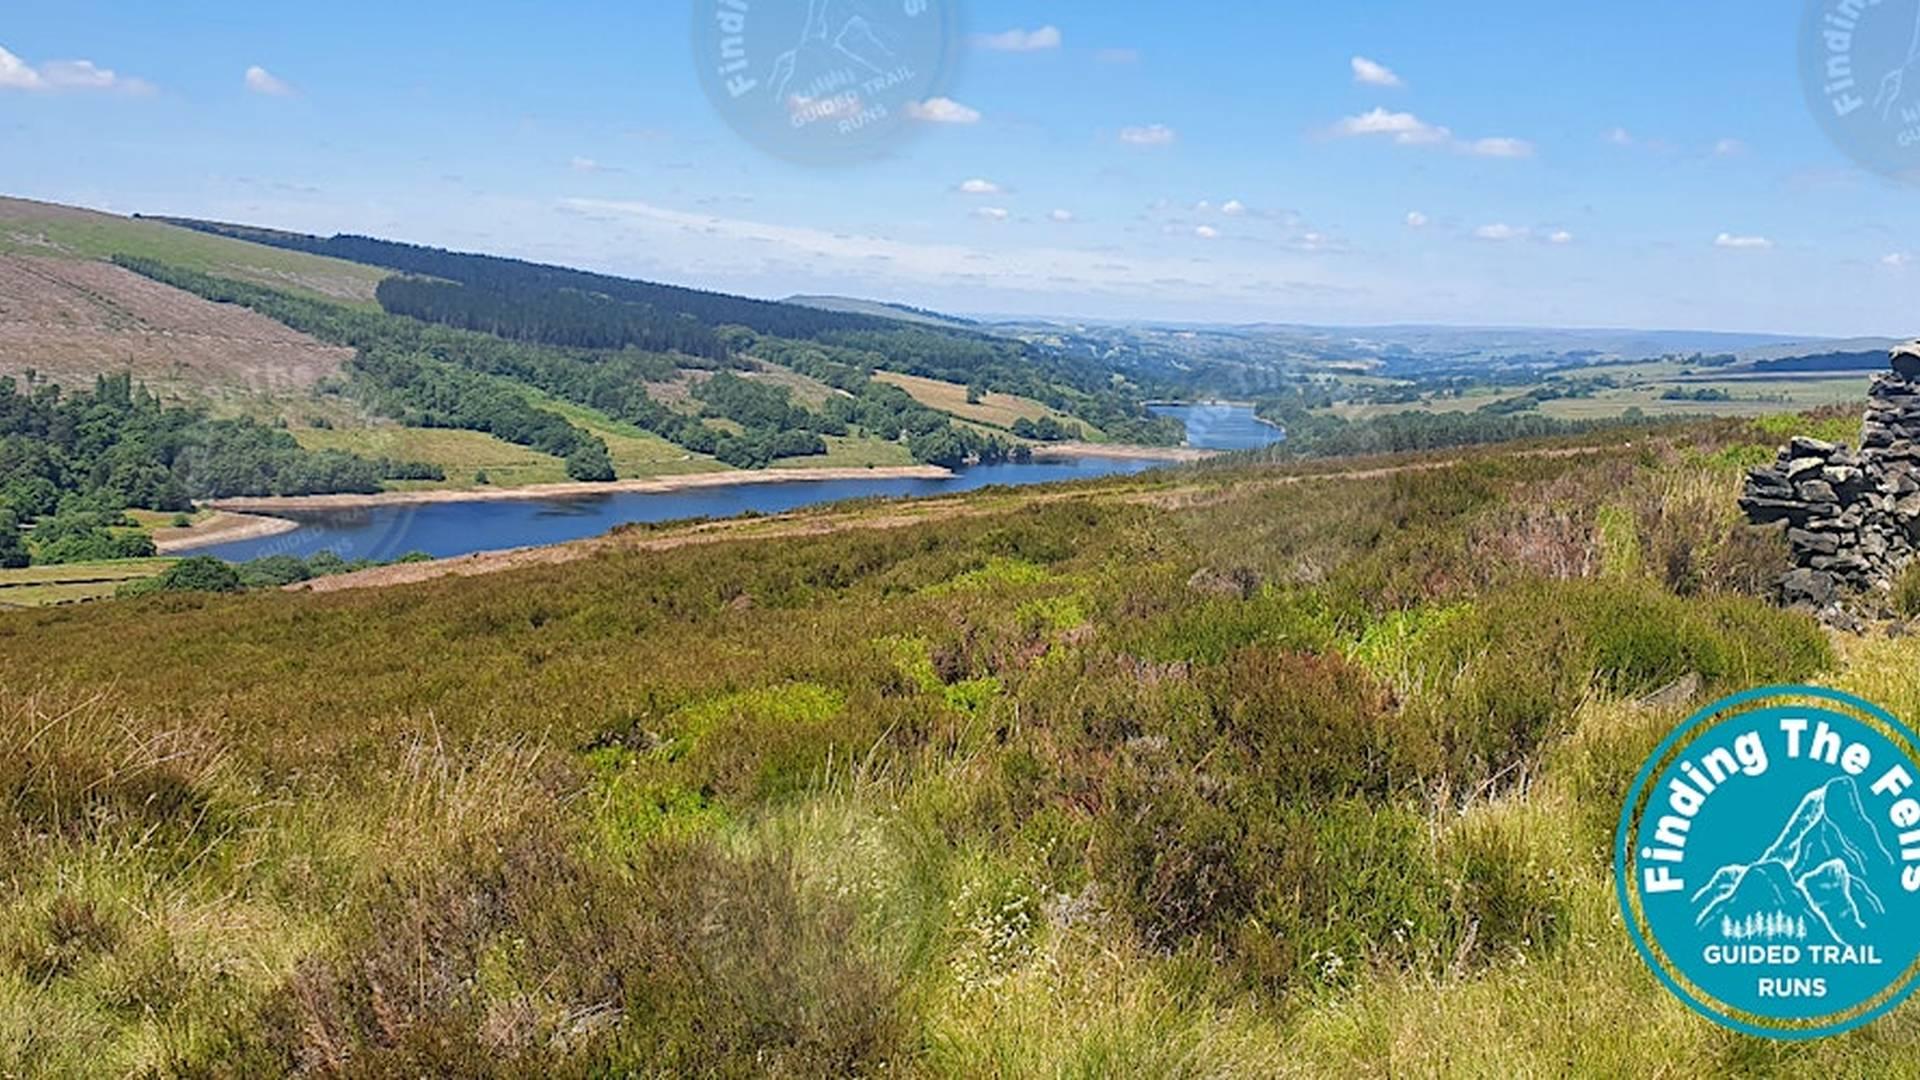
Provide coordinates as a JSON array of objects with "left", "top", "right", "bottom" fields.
[{"left": 1691, "top": 777, "right": 1894, "bottom": 945}]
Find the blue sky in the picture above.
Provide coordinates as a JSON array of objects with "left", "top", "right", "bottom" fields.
[{"left": 1, "top": 0, "right": 1915, "bottom": 335}]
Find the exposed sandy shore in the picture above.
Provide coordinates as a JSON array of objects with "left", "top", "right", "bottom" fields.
[
  {"left": 206, "top": 465, "right": 955, "bottom": 515},
  {"left": 155, "top": 512, "right": 302, "bottom": 553},
  {"left": 1029, "top": 442, "right": 1219, "bottom": 463}
]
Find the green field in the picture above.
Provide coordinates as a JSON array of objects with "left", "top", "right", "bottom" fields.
[
  {"left": 1539, "top": 375, "right": 1870, "bottom": 420},
  {"left": 768, "top": 433, "right": 917, "bottom": 469},
  {"left": 876, "top": 371, "right": 1097, "bottom": 437},
  {"left": 0, "top": 559, "right": 173, "bottom": 608},
  {"left": 0, "top": 197, "right": 387, "bottom": 306}
]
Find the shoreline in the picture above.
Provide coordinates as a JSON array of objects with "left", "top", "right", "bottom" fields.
[
  {"left": 205, "top": 465, "right": 956, "bottom": 515},
  {"left": 155, "top": 512, "right": 302, "bottom": 554},
  {"left": 1029, "top": 442, "right": 1218, "bottom": 463}
]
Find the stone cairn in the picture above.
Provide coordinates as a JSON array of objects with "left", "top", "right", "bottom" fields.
[{"left": 1740, "top": 341, "right": 1920, "bottom": 610}]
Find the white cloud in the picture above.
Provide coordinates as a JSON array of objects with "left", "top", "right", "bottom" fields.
[
  {"left": 1331, "top": 109, "right": 1533, "bottom": 159},
  {"left": 973, "top": 207, "right": 1010, "bottom": 222},
  {"left": 1713, "top": 137, "right": 1747, "bottom": 156},
  {"left": 1049, "top": 209, "right": 1075, "bottom": 223},
  {"left": 1548, "top": 229, "right": 1575, "bottom": 245},
  {"left": 958, "top": 178, "right": 1002, "bottom": 195},
  {"left": 1467, "top": 136, "right": 1534, "bottom": 158},
  {"left": 1351, "top": 56, "right": 1404, "bottom": 88},
  {"left": 571, "top": 157, "right": 603, "bottom": 173},
  {"left": 0, "top": 46, "right": 43, "bottom": 90},
  {"left": 0, "top": 43, "right": 151, "bottom": 94},
  {"left": 1884, "top": 253, "right": 1911, "bottom": 267},
  {"left": 1095, "top": 48, "right": 1141, "bottom": 64},
  {"left": 1119, "top": 123, "right": 1178, "bottom": 147},
  {"left": 1604, "top": 127, "right": 1635, "bottom": 147},
  {"left": 1474, "top": 223, "right": 1528, "bottom": 242},
  {"left": 244, "top": 65, "right": 294, "bottom": 97},
  {"left": 1404, "top": 210, "right": 1430, "bottom": 228},
  {"left": 906, "top": 97, "right": 981, "bottom": 124},
  {"left": 1221, "top": 199, "right": 1247, "bottom": 216},
  {"left": 1715, "top": 233, "right": 1773, "bottom": 250},
  {"left": 1194, "top": 225, "right": 1220, "bottom": 239},
  {"left": 974, "top": 26, "right": 1062, "bottom": 52},
  {"left": 1332, "top": 107, "right": 1451, "bottom": 145}
]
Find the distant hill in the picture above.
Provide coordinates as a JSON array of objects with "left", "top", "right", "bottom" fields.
[
  {"left": 783, "top": 294, "right": 980, "bottom": 332},
  {"left": 148, "top": 217, "right": 909, "bottom": 344}
]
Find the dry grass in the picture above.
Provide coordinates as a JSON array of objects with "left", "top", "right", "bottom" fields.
[
  {"left": 875, "top": 372, "right": 1087, "bottom": 433},
  {"left": 0, "top": 255, "right": 352, "bottom": 398}
]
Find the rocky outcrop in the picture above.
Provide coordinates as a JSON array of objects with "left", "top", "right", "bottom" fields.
[{"left": 1742, "top": 341, "right": 1920, "bottom": 608}]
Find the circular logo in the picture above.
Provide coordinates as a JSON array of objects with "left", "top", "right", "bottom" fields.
[
  {"left": 1800, "top": 0, "right": 1920, "bottom": 181},
  {"left": 1616, "top": 686, "right": 1920, "bottom": 1039},
  {"left": 692, "top": 0, "right": 964, "bottom": 165}
]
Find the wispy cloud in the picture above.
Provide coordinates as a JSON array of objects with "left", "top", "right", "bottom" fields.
[
  {"left": 244, "top": 65, "right": 295, "bottom": 97},
  {"left": 1119, "top": 123, "right": 1177, "bottom": 147},
  {"left": 1547, "top": 229, "right": 1575, "bottom": 245},
  {"left": 957, "top": 178, "right": 1003, "bottom": 195},
  {"left": 1329, "top": 108, "right": 1532, "bottom": 158},
  {"left": 1405, "top": 210, "right": 1430, "bottom": 228},
  {"left": 1049, "top": 209, "right": 1076, "bottom": 223},
  {"left": 1351, "top": 56, "right": 1404, "bottom": 88},
  {"left": 906, "top": 97, "right": 981, "bottom": 124},
  {"left": 1715, "top": 232, "right": 1773, "bottom": 250},
  {"left": 1604, "top": 127, "right": 1635, "bottom": 147},
  {"left": 974, "top": 26, "right": 1062, "bottom": 52},
  {"left": 0, "top": 43, "right": 153, "bottom": 94},
  {"left": 1194, "top": 225, "right": 1220, "bottom": 239},
  {"left": 1332, "top": 108, "right": 1450, "bottom": 145},
  {"left": 1474, "top": 223, "right": 1529, "bottom": 242},
  {"left": 1884, "top": 253, "right": 1911, "bottom": 267},
  {"left": 1712, "top": 137, "right": 1747, "bottom": 156},
  {"left": 972, "top": 206, "right": 1010, "bottom": 222},
  {"left": 1467, "top": 136, "right": 1534, "bottom": 159}
]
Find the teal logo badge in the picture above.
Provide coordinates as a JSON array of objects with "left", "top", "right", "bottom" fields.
[{"left": 1617, "top": 686, "right": 1920, "bottom": 1039}]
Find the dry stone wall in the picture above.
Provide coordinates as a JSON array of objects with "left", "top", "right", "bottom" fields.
[{"left": 1741, "top": 342, "right": 1920, "bottom": 609}]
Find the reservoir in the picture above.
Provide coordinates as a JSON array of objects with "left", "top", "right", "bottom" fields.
[
  {"left": 199, "top": 455, "right": 1168, "bottom": 564},
  {"left": 1147, "top": 402, "right": 1285, "bottom": 452}
]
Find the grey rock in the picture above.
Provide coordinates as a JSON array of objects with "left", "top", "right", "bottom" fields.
[
  {"left": 1790, "top": 436, "right": 1841, "bottom": 457},
  {"left": 1894, "top": 341, "right": 1920, "bottom": 380},
  {"left": 1782, "top": 568, "right": 1837, "bottom": 607},
  {"left": 1786, "top": 456, "right": 1829, "bottom": 479},
  {"left": 1796, "top": 480, "right": 1839, "bottom": 504},
  {"left": 1789, "top": 528, "right": 1842, "bottom": 556}
]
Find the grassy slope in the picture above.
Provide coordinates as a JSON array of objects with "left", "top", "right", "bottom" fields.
[
  {"left": 875, "top": 371, "right": 1099, "bottom": 437},
  {"left": 7, "top": 412, "right": 1918, "bottom": 1074},
  {"left": 0, "top": 197, "right": 388, "bottom": 307}
]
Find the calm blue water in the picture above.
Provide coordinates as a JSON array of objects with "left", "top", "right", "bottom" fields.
[
  {"left": 199, "top": 456, "right": 1167, "bottom": 564},
  {"left": 1148, "top": 402, "right": 1285, "bottom": 451}
]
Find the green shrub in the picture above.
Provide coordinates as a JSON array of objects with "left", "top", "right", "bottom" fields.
[{"left": 150, "top": 557, "right": 245, "bottom": 594}]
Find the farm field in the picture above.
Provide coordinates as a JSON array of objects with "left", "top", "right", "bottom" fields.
[
  {"left": 875, "top": 371, "right": 1093, "bottom": 435},
  {"left": 0, "top": 558, "right": 173, "bottom": 608}
]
